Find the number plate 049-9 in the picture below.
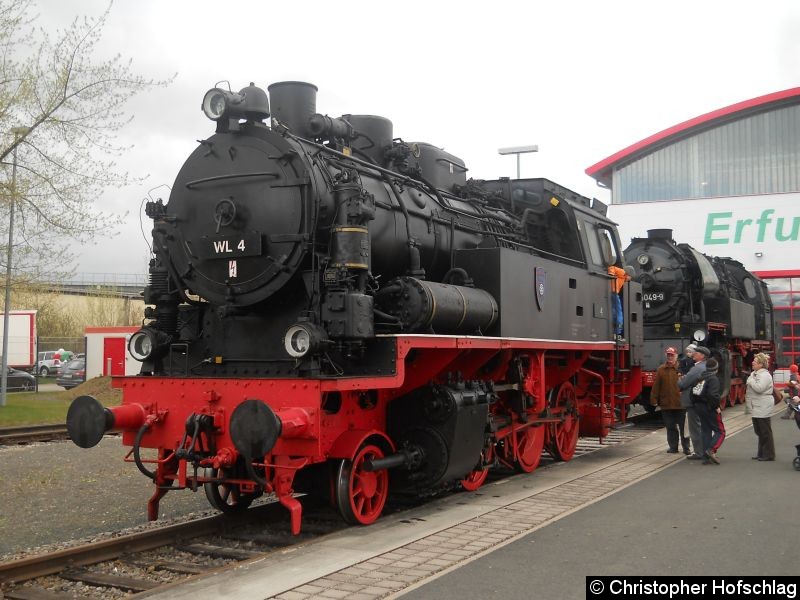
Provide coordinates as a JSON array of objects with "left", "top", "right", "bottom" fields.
[{"left": 200, "top": 232, "right": 262, "bottom": 259}]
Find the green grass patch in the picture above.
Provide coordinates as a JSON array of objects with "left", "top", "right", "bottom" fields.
[
  {"left": 0, "top": 377, "right": 121, "bottom": 427},
  {"left": 0, "top": 391, "right": 73, "bottom": 426}
]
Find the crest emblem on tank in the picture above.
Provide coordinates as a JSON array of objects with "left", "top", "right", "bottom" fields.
[{"left": 534, "top": 267, "right": 546, "bottom": 311}]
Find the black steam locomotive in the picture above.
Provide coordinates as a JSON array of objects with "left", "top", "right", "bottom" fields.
[
  {"left": 68, "top": 81, "right": 643, "bottom": 532},
  {"left": 624, "top": 229, "right": 776, "bottom": 406},
  {"left": 135, "top": 81, "right": 628, "bottom": 374}
]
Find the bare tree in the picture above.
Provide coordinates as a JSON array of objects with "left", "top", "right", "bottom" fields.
[
  {"left": 0, "top": 0, "right": 173, "bottom": 278},
  {"left": 11, "top": 281, "right": 144, "bottom": 340}
]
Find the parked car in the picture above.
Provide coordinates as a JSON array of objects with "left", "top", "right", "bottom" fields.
[
  {"left": 57, "top": 358, "right": 86, "bottom": 390},
  {"left": 36, "top": 351, "right": 62, "bottom": 376},
  {"left": 4, "top": 367, "right": 35, "bottom": 392}
]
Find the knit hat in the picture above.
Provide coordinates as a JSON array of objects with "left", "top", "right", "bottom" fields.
[
  {"left": 665, "top": 347, "right": 677, "bottom": 354},
  {"left": 686, "top": 343, "right": 697, "bottom": 352},
  {"left": 791, "top": 364, "right": 799, "bottom": 373},
  {"left": 694, "top": 346, "right": 711, "bottom": 357},
  {"left": 706, "top": 358, "right": 719, "bottom": 373}
]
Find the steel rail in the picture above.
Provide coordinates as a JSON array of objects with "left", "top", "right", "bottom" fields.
[
  {"left": 0, "top": 503, "right": 283, "bottom": 584},
  {"left": 0, "top": 424, "right": 69, "bottom": 445}
]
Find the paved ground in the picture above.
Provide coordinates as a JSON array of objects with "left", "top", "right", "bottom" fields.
[
  {"left": 36, "top": 383, "right": 61, "bottom": 392},
  {"left": 402, "top": 409, "right": 798, "bottom": 599}
]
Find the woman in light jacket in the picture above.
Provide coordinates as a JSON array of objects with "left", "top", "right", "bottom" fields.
[{"left": 745, "top": 352, "right": 775, "bottom": 461}]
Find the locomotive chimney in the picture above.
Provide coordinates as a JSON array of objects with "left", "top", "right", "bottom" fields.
[
  {"left": 647, "top": 228, "right": 674, "bottom": 241},
  {"left": 268, "top": 81, "right": 318, "bottom": 138}
]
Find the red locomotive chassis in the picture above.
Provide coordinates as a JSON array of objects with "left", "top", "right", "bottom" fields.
[{"left": 99, "top": 334, "right": 641, "bottom": 534}]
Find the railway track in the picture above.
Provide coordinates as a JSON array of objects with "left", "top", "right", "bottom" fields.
[
  {"left": 0, "top": 498, "right": 348, "bottom": 600},
  {"left": 0, "top": 413, "right": 662, "bottom": 599},
  {"left": 0, "top": 425, "right": 121, "bottom": 446},
  {"left": 0, "top": 424, "right": 70, "bottom": 446}
]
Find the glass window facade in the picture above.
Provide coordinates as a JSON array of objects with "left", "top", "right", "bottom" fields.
[
  {"left": 766, "top": 276, "right": 800, "bottom": 366},
  {"left": 612, "top": 103, "right": 800, "bottom": 203}
]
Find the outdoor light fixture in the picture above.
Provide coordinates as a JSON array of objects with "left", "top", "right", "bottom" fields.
[{"left": 498, "top": 145, "right": 538, "bottom": 179}]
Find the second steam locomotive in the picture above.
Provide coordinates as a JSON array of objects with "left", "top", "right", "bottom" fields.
[
  {"left": 624, "top": 229, "right": 776, "bottom": 406},
  {"left": 67, "top": 81, "right": 645, "bottom": 533}
]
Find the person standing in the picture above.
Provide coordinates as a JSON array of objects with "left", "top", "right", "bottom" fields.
[
  {"left": 608, "top": 264, "right": 630, "bottom": 341},
  {"left": 678, "top": 344, "right": 697, "bottom": 376},
  {"left": 745, "top": 352, "right": 776, "bottom": 461},
  {"left": 650, "top": 347, "right": 690, "bottom": 454},
  {"left": 780, "top": 364, "right": 799, "bottom": 419},
  {"left": 678, "top": 345, "right": 709, "bottom": 460},
  {"left": 691, "top": 357, "right": 725, "bottom": 464}
]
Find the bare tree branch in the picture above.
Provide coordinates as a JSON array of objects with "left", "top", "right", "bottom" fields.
[{"left": 0, "top": 0, "right": 175, "bottom": 280}]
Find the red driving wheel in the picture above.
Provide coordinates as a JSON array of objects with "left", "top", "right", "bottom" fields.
[
  {"left": 461, "top": 445, "right": 495, "bottom": 491},
  {"left": 548, "top": 381, "right": 580, "bottom": 461},
  {"left": 335, "top": 444, "right": 390, "bottom": 525},
  {"left": 514, "top": 425, "right": 546, "bottom": 473}
]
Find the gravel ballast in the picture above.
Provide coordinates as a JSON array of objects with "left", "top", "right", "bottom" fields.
[{"left": 0, "top": 435, "right": 212, "bottom": 560}]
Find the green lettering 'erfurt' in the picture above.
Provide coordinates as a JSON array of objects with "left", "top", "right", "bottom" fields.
[{"left": 704, "top": 210, "right": 800, "bottom": 245}]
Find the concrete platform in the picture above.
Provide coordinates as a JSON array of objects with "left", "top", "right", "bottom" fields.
[
  {"left": 402, "top": 406, "right": 798, "bottom": 600},
  {"left": 138, "top": 404, "right": 797, "bottom": 600}
]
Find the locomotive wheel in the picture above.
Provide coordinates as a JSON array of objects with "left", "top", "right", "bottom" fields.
[
  {"left": 460, "top": 466, "right": 489, "bottom": 491},
  {"left": 461, "top": 445, "right": 495, "bottom": 491},
  {"left": 335, "top": 444, "right": 389, "bottom": 526},
  {"left": 548, "top": 382, "right": 580, "bottom": 461},
  {"left": 513, "top": 425, "right": 546, "bottom": 473},
  {"left": 203, "top": 468, "right": 259, "bottom": 513}
]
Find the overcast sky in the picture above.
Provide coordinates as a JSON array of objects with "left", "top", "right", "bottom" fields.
[{"left": 37, "top": 0, "right": 800, "bottom": 277}]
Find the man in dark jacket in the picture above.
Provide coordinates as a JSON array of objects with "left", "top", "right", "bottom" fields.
[
  {"left": 691, "top": 357, "right": 725, "bottom": 465},
  {"left": 650, "top": 347, "right": 690, "bottom": 454},
  {"left": 678, "top": 345, "right": 708, "bottom": 460}
]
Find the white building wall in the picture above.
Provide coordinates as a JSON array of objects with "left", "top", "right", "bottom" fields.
[
  {"left": 609, "top": 191, "right": 800, "bottom": 273},
  {"left": 84, "top": 328, "right": 139, "bottom": 379}
]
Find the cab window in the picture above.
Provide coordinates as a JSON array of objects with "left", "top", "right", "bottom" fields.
[{"left": 585, "top": 222, "right": 619, "bottom": 269}]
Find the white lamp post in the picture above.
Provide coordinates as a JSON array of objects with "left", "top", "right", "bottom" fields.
[
  {"left": 1, "top": 126, "right": 29, "bottom": 407},
  {"left": 498, "top": 144, "right": 539, "bottom": 179}
]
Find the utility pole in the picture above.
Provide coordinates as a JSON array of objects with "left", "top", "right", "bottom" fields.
[{"left": 1, "top": 126, "right": 30, "bottom": 407}]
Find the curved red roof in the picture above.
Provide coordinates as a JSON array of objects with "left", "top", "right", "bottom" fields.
[{"left": 586, "top": 87, "right": 800, "bottom": 187}]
